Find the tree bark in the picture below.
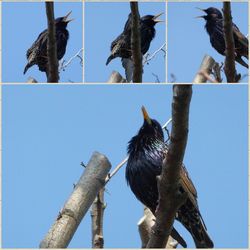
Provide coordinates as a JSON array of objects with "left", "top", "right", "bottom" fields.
[
  {"left": 45, "top": 2, "right": 59, "bottom": 83},
  {"left": 146, "top": 85, "right": 192, "bottom": 248},
  {"left": 130, "top": 2, "right": 142, "bottom": 83},
  {"left": 223, "top": 2, "right": 237, "bottom": 83},
  {"left": 138, "top": 207, "right": 178, "bottom": 248},
  {"left": 91, "top": 188, "right": 105, "bottom": 248},
  {"left": 39, "top": 152, "right": 111, "bottom": 248},
  {"left": 193, "top": 55, "right": 216, "bottom": 83}
]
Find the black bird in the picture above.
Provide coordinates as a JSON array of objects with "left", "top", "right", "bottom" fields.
[
  {"left": 106, "top": 13, "right": 163, "bottom": 65},
  {"left": 24, "top": 11, "right": 73, "bottom": 75},
  {"left": 197, "top": 7, "right": 248, "bottom": 68},
  {"left": 126, "top": 106, "right": 214, "bottom": 248}
]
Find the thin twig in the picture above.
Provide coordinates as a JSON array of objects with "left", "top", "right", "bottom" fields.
[
  {"left": 60, "top": 48, "right": 83, "bottom": 71},
  {"left": 143, "top": 43, "right": 166, "bottom": 65}
]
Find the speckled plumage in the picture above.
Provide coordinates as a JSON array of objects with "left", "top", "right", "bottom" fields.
[
  {"left": 24, "top": 12, "right": 72, "bottom": 75},
  {"left": 106, "top": 13, "right": 161, "bottom": 65}
]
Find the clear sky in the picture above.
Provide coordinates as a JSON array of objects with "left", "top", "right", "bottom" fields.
[
  {"left": 85, "top": 2, "right": 166, "bottom": 83},
  {"left": 168, "top": 2, "right": 249, "bottom": 83},
  {"left": 2, "top": 84, "right": 248, "bottom": 248},
  {"left": 2, "top": 2, "right": 83, "bottom": 83}
]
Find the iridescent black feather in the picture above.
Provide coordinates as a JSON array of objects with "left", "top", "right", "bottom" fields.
[
  {"left": 199, "top": 7, "right": 248, "bottom": 68},
  {"left": 126, "top": 109, "right": 214, "bottom": 248}
]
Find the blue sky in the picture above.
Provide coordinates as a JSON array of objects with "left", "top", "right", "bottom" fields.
[
  {"left": 2, "top": 2, "right": 83, "bottom": 83},
  {"left": 2, "top": 84, "right": 248, "bottom": 248},
  {"left": 85, "top": 2, "right": 166, "bottom": 83},
  {"left": 168, "top": 2, "right": 249, "bottom": 83}
]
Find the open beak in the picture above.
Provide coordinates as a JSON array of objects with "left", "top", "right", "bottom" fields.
[
  {"left": 153, "top": 12, "right": 164, "bottom": 23},
  {"left": 63, "top": 11, "right": 74, "bottom": 23},
  {"left": 195, "top": 7, "right": 206, "bottom": 19},
  {"left": 141, "top": 106, "right": 152, "bottom": 125}
]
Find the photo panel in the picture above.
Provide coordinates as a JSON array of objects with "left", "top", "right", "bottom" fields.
[
  {"left": 2, "top": 84, "right": 248, "bottom": 248},
  {"left": 2, "top": 1, "right": 83, "bottom": 83},
  {"left": 85, "top": 2, "right": 166, "bottom": 83},
  {"left": 167, "top": 2, "right": 248, "bottom": 83}
]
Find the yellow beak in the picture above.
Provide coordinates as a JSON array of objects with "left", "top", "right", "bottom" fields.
[{"left": 141, "top": 106, "right": 152, "bottom": 125}]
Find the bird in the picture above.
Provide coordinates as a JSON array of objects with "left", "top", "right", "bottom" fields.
[
  {"left": 197, "top": 7, "right": 248, "bottom": 68},
  {"left": 106, "top": 12, "right": 163, "bottom": 65},
  {"left": 23, "top": 11, "right": 73, "bottom": 75},
  {"left": 125, "top": 106, "right": 214, "bottom": 248}
]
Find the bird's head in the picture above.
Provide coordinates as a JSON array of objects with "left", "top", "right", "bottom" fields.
[
  {"left": 139, "top": 106, "right": 164, "bottom": 140},
  {"left": 141, "top": 13, "right": 164, "bottom": 27},
  {"left": 55, "top": 11, "right": 73, "bottom": 28},
  {"left": 127, "top": 106, "right": 164, "bottom": 155},
  {"left": 196, "top": 7, "right": 223, "bottom": 21}
]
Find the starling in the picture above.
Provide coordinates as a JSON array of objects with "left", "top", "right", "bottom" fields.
[
  {"left": 106, "top": 13, "right": 163, "bottom": 65},
  {"left": 197, "top": 7, "right": 248, "bottom": 68},
  {"left": 126, "top": 106, "right": 214, "bottom": 248},
  {"left": 23, "top": 11, "right": 73, "bottom": 75}
]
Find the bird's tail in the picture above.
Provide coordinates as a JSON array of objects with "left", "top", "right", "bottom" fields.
[
  {"left": 236, "top": 56, "right": 248, "bottom": 68},
  {"left": 106, "top": 55, "right": 114, "bottom": 65},
  {"left": 23, "top": 64, "right": 30, "bottom": 74},
  {"left": 171, "top": 227, "right": 187, "bottom": 248},
  {"left": 177, "top": 203, "right": 214, "bottom": 248}
]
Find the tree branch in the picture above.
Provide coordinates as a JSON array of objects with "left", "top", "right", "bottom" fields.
[
  {"left": 146, "top": 85, "right": 192, "bottom": 248},
  {"left": 223, "top": 2, "right": 237, "bottom": 83},
  {"left": 91, "top": 188, "right": 105, "bottom": 248},
  {"left": 138, "top": 207, "right": 178, "bottom": 248},
  {"left": 39, "top": 152, "right": 111, "bottom": 248},
  {"left": 107, "top": 71, "right": 127, "bottom": 83},
  {"left": 45, "top": 2, "right": 59, "bottom": 83},
  {"left": 193, "top": 55, "right": 216, "bottom": 83},
  {"left": 130, "top": 2, "right": 142, "bottom": 83},
  {"left": 59, "top": 48, "right": 83, "bottom": 72}
]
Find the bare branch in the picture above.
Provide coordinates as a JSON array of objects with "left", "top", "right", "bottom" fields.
[
  {"left": 59, "top": 48, "right": 83, "bottom": 72},
  {"left": 107, "top": 71, "right": 127, "bottom": 83},
  {"left": 223, "top": 3, "right": 237, "bottom": 83},
  {"left": 143, "top": 43, "right": 166, "bottom": 65},
  {"left": 130, "top": 2, "right": 142, "bottom": 83},
  {"left": 146, "top": 85, "right": 192, "bottom": 248},
  {"left": 39, "top": 152, "right": 111, "bottom": 248},
  {"left": 193, "top": 55, "right": 216, "bottom": 83},
  {"left": 138, "top": 207, "right": 178, "bottom": 248},
  {"left": 91, "top": 188, "right": 105, "bottom": 248},
  {"left": 45, "top": 2, "right": 59, "bottom": 83}
]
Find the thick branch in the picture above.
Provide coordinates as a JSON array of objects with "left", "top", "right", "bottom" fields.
[
  {"left": 91, "top": 188, "right": 105, "bottom": 248},
  {"left": 138, "top": 207, "right": 178, "bottom": 248},
  {"left": 223, "top": 2, "right": 236, "bottom": 82},
  {"left": 146, "top": 85, "right": 192, "bottom": 248},
  {"left": 130, "top": 2, "right": 142, "bottom": 83},
  {"left": 107, "top": 71, "right": 126, "bottom": 83},
  {"left": 39, "top": 152, "right": 111, "bottom": 248},
  {"left": 193, "top": 55, "right": 216, "bottom": 83},
  {"left": 46, "top": 2, "right": 59, "bottom": 83}
]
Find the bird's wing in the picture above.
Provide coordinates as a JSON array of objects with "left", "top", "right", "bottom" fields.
[
  {"left": 123, "top": 13, "right": 132, "bottom": 32},
  {"left": 26, "top": 29, "right": 47, "bottom": 59},
  {"left": 180, "top": 165, "right": 199, "bottom": 209},
  {"left": 232, "top": 24, "right": 249, "bottom": 48}
]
